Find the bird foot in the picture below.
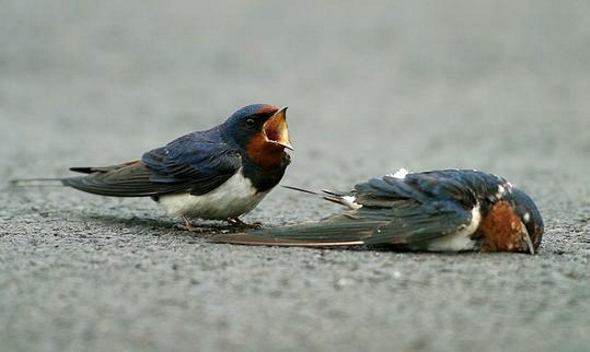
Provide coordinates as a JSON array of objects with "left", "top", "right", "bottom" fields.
[
  {"left": 227, "top": 218, "right": 262, "bottom": 229},
  {"left": 176, "top": 216, "right": 205, "bottom": 233}
]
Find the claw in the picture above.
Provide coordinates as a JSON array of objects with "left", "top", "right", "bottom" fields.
[
  {"left": 176, "top": 216, "right": 202, "bottom": 232},
  {"left": 227, "top": 217, "right": 262, "bottom": 229}
]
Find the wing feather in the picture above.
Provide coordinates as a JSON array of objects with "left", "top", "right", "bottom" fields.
[
  {"left": 212, "top": 201, "right": 473, "bottom": 248},
  {"left": 214, "top": 170, "right": 483, "bottom": 249},
  {"left": 62, "top": 132, "right": 242, "bottom": 197}
]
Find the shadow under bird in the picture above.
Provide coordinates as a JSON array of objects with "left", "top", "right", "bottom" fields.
[
  {"left": 12, "top": 104, "right": 293, "bottom": 227},
  {"left": 212, "top": 169, "right": 544, "bottom": 254}
]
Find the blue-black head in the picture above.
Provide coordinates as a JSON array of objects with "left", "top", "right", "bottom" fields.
[
  {"left": 223, "top": 104, "right": 292, "bottom": 151},
  {"left": 510, "top": 187, "right": 544, "bottom": 253}
]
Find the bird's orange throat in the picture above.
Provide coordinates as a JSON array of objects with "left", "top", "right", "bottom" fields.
[
  {"left": 479, "top": 201, "right": 527, "bottom": 252},
  {"left": 246, "top": 133, "right": 289, "bottom": 170},
  {"left": 246, "top": 108, "right": 292, "bottom": 170}
]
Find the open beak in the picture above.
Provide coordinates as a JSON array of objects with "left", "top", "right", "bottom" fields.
[
  {"left": 263, "top": 107, "right": 293, "bottom": 150},
  {"left": 521, "top": 225, "right": 535, "bottom": 255}
]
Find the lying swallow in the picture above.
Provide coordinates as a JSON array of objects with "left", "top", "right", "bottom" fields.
[
  {"left": 12, "top": 104, "right": 293, "bottom": 227},
  {"left": 212, "top": 169, "right": 544, "bottom": 254}
]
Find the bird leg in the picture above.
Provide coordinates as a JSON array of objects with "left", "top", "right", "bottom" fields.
[
  {"left": 176, "top": 215, "right": 199, "bottom": 232},
  {"left": 227, "top": 217, "right": 262, "bottom": 229}
]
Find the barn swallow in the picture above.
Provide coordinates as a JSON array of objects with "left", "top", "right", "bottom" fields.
[
  {"left": 12, "top": 104, "right": 293, "bottom": 227},
  {"left": 212, "top": 169, "right": 544, "bottom": 254}
]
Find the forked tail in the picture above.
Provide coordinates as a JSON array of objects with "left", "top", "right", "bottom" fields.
[
  {"left": 9, "top": 178, "right": 65, "bottom": 187},
  {"left": 282, "top": 185, "right": 360, "bottom": 209}
]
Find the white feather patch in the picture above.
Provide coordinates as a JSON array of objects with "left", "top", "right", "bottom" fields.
[
  {"left": 495, "top": 185, "right": 506, "bottom": 199},
  {"left": 425, "top": 203, "right": 481, "bottom": 251},
  {"left": 523, "top": 212, "right": 531, "bottom": 223},
  {"left": 387, "top": 168, "right": 410, "bottom": 179},
  {"left": 340, "top": 196, "right": 362, "bottom": 210}
]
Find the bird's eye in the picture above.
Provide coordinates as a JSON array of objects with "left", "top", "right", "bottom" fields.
[{"left": 245, "top": 118, "right": 255, "bottom": 127}]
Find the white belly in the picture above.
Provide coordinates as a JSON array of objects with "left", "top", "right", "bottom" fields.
[
  {"left": 423, "top": 204, "right": 481, "bottom": 252},
  {"left": 158, "top": 170, "right": 269, "bottom": 220},
  {"left": 425, "top": 231, "right": 477, "bottom": 252}
]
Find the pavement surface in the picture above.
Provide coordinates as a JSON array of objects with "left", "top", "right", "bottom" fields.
[{"left": 1, "top": 1, "right": 589, "bottom": 351}]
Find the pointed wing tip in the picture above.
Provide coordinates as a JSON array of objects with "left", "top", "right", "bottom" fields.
[
  {"left": 210, "top": 233, "right": 309, "bottom": 246},
  {"left": 69, "top": 167, "right": 93, "bottom": 174},
  {"left": 210, "top": 233, "right": 365, "bottom": 248},
  {"left": 210, "top": 233, "right": 255, "bottom": 244}
]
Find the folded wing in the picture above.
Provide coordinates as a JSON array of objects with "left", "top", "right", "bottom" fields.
[
  {"left": 63, "top": 134, "right": 242, "bottom": 197},
  {"left": 212, "top": 199, "right": 475, "bottom": 248}
]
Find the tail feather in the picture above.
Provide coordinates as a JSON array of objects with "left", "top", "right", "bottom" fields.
[
  {"left": 212, "top": 233, "right": 365, "bottom": 247},
  {"left": 10, "top": 178, "right": 65, "bottom": 187},
  {"left": 281, "top": 185, "right": 320, "bottom": 196},
  {"left": 211, "top": 220, "right": 381, "bottom": 247},
  {"left": 282, "top": 185, "right": 360, "bottom": 209},
  {"left": 69, "top": 161, "right": 140, "bottom": 174},
  {"left": 10, "top": 160, "right": 183, "bottom": 197},
  {"left": 60, "top": 162, "right": 186, "bottom": 197},
  {"left": 69, "top": 167, "right": 95, "bottom": 174}
]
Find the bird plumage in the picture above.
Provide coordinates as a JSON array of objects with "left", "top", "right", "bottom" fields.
[
  {"left": 212, "top": 169, "right": 544, "bottom": 254},
  {"left": 12, "top": 104, "right": 292, "bottom": 223}
]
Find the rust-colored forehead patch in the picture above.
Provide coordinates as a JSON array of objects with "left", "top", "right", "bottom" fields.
[{"left": 256, "top": 104, "right": 279, "bottom": 115}]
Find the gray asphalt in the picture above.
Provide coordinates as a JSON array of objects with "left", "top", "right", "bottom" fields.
[{"left": 1, "top": 1, "right": 589, "bottom": 351}]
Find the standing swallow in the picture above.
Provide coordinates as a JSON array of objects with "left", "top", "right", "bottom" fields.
[
  {"left": 13, "top": 104, "right": 293, "bottom": 227},
  {"left": 212, "top": 169, "right": 544, "bottom": 254}
]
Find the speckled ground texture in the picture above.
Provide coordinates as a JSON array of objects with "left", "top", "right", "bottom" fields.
[{"left": 1, "top": 1, "right": 589, "bottom": 351}]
